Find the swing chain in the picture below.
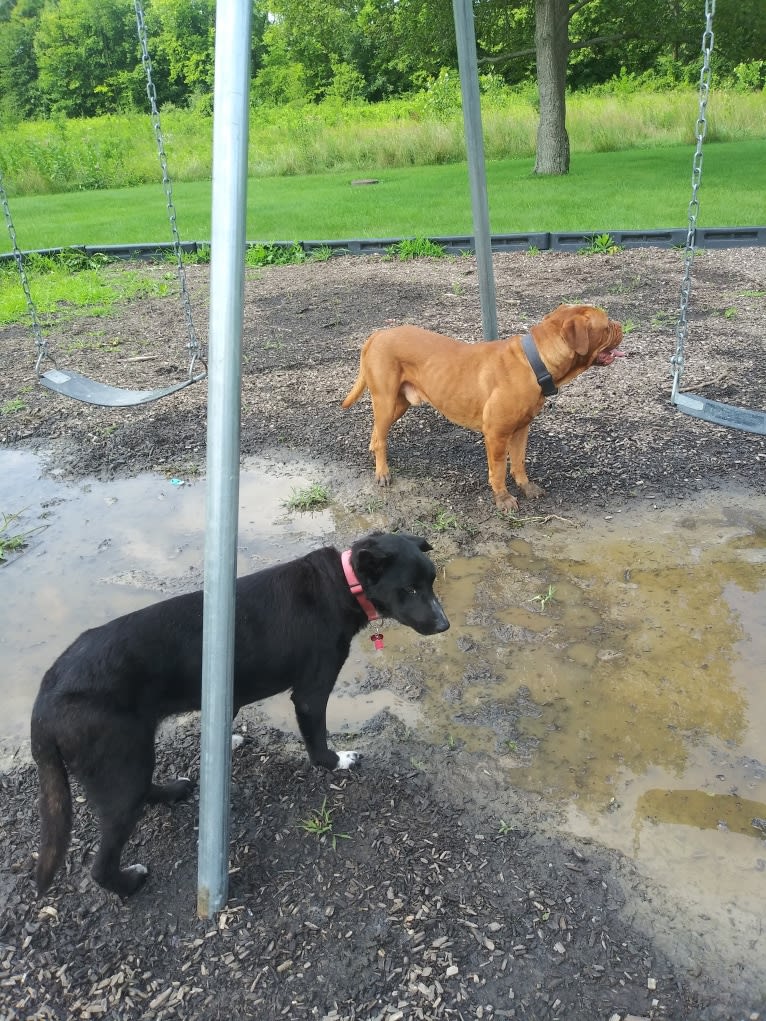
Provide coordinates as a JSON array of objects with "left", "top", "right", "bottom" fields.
[
  {"left": 0, "top": 170, "right": 55, "bottom": 376},
  {"left": 671, "top": 0, "right": 715, "bottom": 399},
  {"left": 134, "top": 0, "right": 204, "bottom": 381}
]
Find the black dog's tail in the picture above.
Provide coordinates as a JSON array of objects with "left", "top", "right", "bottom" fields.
[{"left": 30, "top": 715, "right": 72, "bottom": 895}]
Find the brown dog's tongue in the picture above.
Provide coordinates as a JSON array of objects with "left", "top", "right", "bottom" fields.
[{"left": 596, "top": 349, "right": 626, "bottom": 366}]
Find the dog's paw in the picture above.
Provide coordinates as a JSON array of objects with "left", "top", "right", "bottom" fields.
[
  {"left": 119, "top": 863, "right": 149, "bottom": 897},
  {"left": 171, "top": 777, "right": 195, "bottom": 800},
  {"left": 231, "top": 733, "right": 246, "bottom": 752},
  {"left": 495, "top": 491, "right": 520, "bottom": 513},
  {"left": 335, "top": 750, "right": 362, "bottom": 770},
  {"left": 520, "top": 481, "right": 544, "bottom": 499}
]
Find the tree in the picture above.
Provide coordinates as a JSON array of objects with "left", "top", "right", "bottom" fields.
[
  {"left": 0, "top": 0, "right": 45, "bottom": 121},
  {"left": 34, "top": 0, "right": 139, "bottom": 116},
  {"left": 147, "top": 0, "right": 267, "bottom": 107},
  {"left": 145, "top": 0, "right": 218, "bottom": 104},
  {"left": 533, "top": 0, "right": 569, "bottom": 175},
  {"left": 473, "top": 0, "right": 766, "bottom": 174}
]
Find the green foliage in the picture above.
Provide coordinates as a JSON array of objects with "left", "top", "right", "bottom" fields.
[
  {"left": 1, "top": 397, "right": 27, "bottom": 415},
  {"left": 531, "top": 585, "right": 556, "bottom": 611},
  {"left": 431, "top": 509, "right": 459, "bottom": 532},
  {"left": 2, "top": 85, "right": 764, "bottom": 197},
  {"left": 298, "top": 797, "right": 350, "bottom": 848},
  {"left": 579, "top": 233, "right": 622, "bottom": 255},
  {"left": 732, "top": 60, "right": 766, "bottom": 92},
  {"left": 1, "top": 0, "right": 764, "bottom": 123},
  {"left": 245, "top": 242, "right": 307, "bottom": 267},
  {"left": 147, "top": 0, "right": 218, "bottom": 100},
  {"left": 34, "top": 0, "right": 142, "bottom": 117},
  {"left": 2, "top": 139, "right": 763, "bottom": 251},
  {"left": 0, "top": 254, "right": 168, "bottom": 326},
  {"left": 308, "top": 245, "right": 336, "bottom": 262},
  {"left": 0, "top": 0, "right": 267, "bottom": 121},
  {"left": 283, "top": 483, "right": 330, "bottom": 512},
  {"left": 0, "top": 510, "right": 45, "bottom": 562},
  {"left": 420, "top": 69, "right": 462, "bottom": 121},
  {"left": 181, "top": 244, "right": 211, "bottom": 264},
  {"left": 0, "top": 0, "right": 42, "bottom": 122},
  {"left": 386, "top": 237, "right": 447, "bottom": 260}
]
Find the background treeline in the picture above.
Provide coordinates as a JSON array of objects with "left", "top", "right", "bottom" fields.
[{"left": 1, "top": 0, "right": 764, "bottom": 122}]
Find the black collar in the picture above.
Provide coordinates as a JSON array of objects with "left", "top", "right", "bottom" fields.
[{"left": 521, "top": 332, "right": 558, "bottom": 397}]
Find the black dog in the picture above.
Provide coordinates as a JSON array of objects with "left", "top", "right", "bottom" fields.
[{"left": 31, "top": 531, "right": 449, "bottom": 897}]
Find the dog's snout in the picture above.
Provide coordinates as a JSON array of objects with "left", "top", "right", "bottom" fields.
[{"left": 428, "top": 598, "right": 450, "bottom": 634}]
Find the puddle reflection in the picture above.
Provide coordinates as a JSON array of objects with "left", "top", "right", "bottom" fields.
[{"left": 0, "top": 449, "right": 337, "bottom": 749}]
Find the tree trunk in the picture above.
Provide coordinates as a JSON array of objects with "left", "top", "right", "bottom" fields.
[{"left": 534, "top": 0, "right": 570, "bottom": 175}]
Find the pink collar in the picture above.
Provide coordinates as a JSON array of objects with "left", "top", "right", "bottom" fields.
[{"left": 341, "top": 549, "right": 381, "bottom": 622}]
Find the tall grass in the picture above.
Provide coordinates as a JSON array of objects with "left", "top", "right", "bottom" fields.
[{"left": 1, "top": 88, "right": 764, "bottom": 197}]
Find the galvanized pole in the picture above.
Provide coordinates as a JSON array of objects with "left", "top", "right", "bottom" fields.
[
  {"left": 197, "top": 0, "right": 252, "bottom": 917},
  {"left": 452, "top": 0, "right": 498, "bottom": 339}
]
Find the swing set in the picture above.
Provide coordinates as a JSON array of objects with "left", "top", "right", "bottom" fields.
[
  {"left": 1, "top": 0, "right": 764, "bottom": 433},
  {"left": 669, "top": 0, "right": 766, "bottom": 436},
  {"left": 0, "top": 0, "right": 206, "bottom": 408}
]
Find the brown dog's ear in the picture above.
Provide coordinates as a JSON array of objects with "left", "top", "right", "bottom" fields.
[{"left": 562, "top": 311, "right": 592, "bottom": 355}]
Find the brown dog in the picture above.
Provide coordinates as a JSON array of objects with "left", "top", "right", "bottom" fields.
[{"left": 342, "top": 304, "right": 623, "bottom": 511}]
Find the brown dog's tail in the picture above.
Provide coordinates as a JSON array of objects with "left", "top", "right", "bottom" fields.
[
  {"left": 341, "top": 369, "right": 367, "bottom": 408},
  {"left": 31, "top": 713, "right": 72, "bottom": 895},
  {"left": 342, "top": 335, "right": 375, "bottom": 408}
]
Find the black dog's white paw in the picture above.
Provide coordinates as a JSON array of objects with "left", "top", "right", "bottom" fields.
[
  {"left": 335, "top": 750, "right": 361, "bottom": 770},
  {"left": 121, "top": 863, "right": 149, "bottom": 895}
]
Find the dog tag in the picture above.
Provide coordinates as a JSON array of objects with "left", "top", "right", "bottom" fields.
[{"left": 370, "top": 632, "right": 384, "bottom": 651}]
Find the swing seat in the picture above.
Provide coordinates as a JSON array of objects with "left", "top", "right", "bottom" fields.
[
  {"left": 672, "top": 390, "right": 766, "bottom": 436},
  {"left": 39, "top": 367, "right": 205, "bottom": 408}
]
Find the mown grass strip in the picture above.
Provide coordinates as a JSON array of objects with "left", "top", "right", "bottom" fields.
[{"left": 1, "top": 140, "right": 763, "bottom": 255}]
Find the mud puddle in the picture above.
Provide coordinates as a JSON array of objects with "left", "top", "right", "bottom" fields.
[
  {"left": 0, "top": 448, "right": 341, "bottom": 750},
  {"left": 2, "top": 447, "right": 765, "bottom": 987}
]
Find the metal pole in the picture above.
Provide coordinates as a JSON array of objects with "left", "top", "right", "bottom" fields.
[
  {"left": 197, "top": 0, "right": 252, "bottom": 918},
  {"left": 452, "top": 0, "right": 498, "bottom": 340}
]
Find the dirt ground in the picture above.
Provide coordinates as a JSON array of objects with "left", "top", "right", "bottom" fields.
[{"left": 1, "top": 248, "right": 765, "bottom": 1021}]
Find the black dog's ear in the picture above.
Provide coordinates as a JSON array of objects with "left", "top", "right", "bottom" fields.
[
  {"left": 355, "top": 547, "right": 392, "bottom": 581},
  {"left": 398, "top": 532, "right": 433, "bottom": 553}
]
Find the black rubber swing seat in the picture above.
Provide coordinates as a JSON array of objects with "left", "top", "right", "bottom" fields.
[
  {"left": 672, "top": 390, "right": 766, "bottom": 435},
  {"left": 39, "top": 367, "right": 204, "bottom": 407}
]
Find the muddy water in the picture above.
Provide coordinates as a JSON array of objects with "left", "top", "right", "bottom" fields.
[
  {"left": 2, "top": 448, "right": 765, "bottom": 970},
  {"left": 379, "top": 500, "right": 766, "bottom": 972},
  {"left": 0, "top": 448, "right": 338, "bottom": 749}
]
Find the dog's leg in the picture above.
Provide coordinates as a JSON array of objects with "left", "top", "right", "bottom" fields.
[
  {"left": 506, "top": 426, "right": 544, "bottom": 499},
  {"left": 90, "top": 806, "right": 150, "bottom": 897},
  {"left": 369, "top": 392, "right": 409, "bottom": 486},
  {"left": 79, "top": 724, "right": 155, "bottom": 896},
  {"left": 291, "top": 687, "right": 360, "bottom": 770},
  {"left": 483, "top": 430, "right": 519, "bottom": 511}
]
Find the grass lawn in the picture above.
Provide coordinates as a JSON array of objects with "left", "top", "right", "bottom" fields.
[{"left": 1, "top": 139, "right": 763, "bottom": 254}]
